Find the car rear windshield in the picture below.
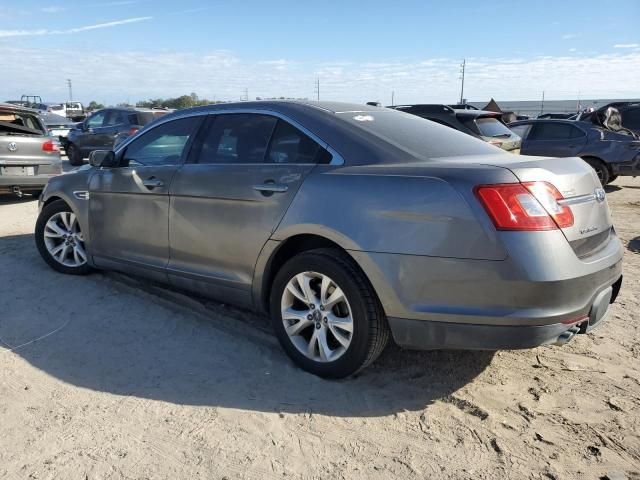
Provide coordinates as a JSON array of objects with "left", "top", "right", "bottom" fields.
[
  {"left": 0, "top": 110, "right": 45, "bottom": 136},
  {"left": 474, "top": 117, "right": 514, "bottom": 138},
  {"left": 336, "top": 109, "right": 498, "bottom": 160},
  {"left": 132, "top": 111, "right": 168, "bottom": 126}
]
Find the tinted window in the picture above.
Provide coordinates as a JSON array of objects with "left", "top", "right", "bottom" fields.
[
  {"left": 123, "top": 116, "right": 201, "bottom": 166},
  {"left": 267, "top": 120, "right": 328, "bottom": 164},
  {"left": 86, "top": 111, "right": 106, "bottom": 128},
  {"left": 337, "top": 109, "right": 498, "bottom": 160},
  {"left": 104, "top": 110, "right": 126, "bottom": 126},
  {"left": 133, "top": 111, "right": 167, "bottom": 126},
  {"left": 621, "top": 108, "right": 640, "bottom": 131},
  {"left": 195, "top": 114, "right": 277, "bottom": 164},
  {"left": 509, "top": 124, "right": 532, "bottom": 139},
  {"left": 475, "top": 117, "right": 513, "bottom": 137},
  {"left": 529, "top": 123, "right": 584, "bottom": 140}
]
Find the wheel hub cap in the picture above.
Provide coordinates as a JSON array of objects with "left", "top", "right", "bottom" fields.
[
  {"left": 281, "top": 271, "right": 354, "bottom": 363},
  {"left": 43, "top": 211, "right": 87, "bottom": 267}
]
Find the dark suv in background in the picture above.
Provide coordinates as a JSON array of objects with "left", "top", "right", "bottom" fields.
[
  {"left": 64, "top": 107, "right": 168, "bottom": 166},
  {"left": 390, "top": 104, "right": 521, "bottom": 152},
  {"left": 509, "top": 119, "right": 640, "bottom": 185}
]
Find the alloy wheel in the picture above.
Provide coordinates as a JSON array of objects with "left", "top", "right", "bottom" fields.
[
  {"left": 43, "top": 211, "right": 87, "bottom": 267},
  {"left": 280, "top": 271, "right": 354, "bottom": 363}
]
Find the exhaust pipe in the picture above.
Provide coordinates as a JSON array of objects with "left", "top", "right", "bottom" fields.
[
  {"left": 553, "top": 325, "right": 581, "bottom": 346},
  {"left": 12, "top": 186, "right": 22, "bottom": 198}
]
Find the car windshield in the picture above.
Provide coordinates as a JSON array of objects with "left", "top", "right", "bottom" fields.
[
  {"left": 336, "top": 109, "right": 498, "bottom": 160},
  {"left": 475, "top": 117, "right": 513, "bottom": 137}
]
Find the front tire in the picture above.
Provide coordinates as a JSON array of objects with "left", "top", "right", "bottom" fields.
[
  {"left": 270, "top": 248, "right": 390, "bottom": 378},
  {"left": 35, "top": 200, "right": 92, "bottom": 275}
]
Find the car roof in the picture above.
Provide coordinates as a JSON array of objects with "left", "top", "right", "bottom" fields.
[
  {"left": 0, "top": 102, "right": 41, "bottom": 114},
  {"left": 390, "top": 104, "right": 499, "bottom": 118}
]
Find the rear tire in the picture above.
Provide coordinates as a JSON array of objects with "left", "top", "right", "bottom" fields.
[
  {"left": 583, "top": 157, "right": 610, "bottom": 186},
  {"left": 35, "top": 200, "right": 92, "bottom": 275},
  {"left": 66, "top": 143, "right": 84, "bottom": 167},
  {"left": 270, "top": 248, "right": 390, "bottom": 378}
]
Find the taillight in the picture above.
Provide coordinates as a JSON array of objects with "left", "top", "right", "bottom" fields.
[
  {"left": 42, "top": 139, "right": 60, "bottom": 153},
  {"left": 475, "top": 181, "right": 574, "bottom": 231},
  {"left": 128, "top": 127, "right": 139, "bottom": 136}
]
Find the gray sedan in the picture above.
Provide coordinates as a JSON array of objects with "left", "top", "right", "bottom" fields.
[{"left": 35, "top": 101, "right": 623, "bottom": 378}]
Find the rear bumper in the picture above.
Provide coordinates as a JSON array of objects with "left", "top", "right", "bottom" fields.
[
  {"left": 0, "top": 174, "right": 55, "bottom": 192},
  {"left": 349, "top": 228, "right": 624, "bottom": 350},
  {"left": 611, "top": 155, "right": 640, "bottom": 176},
  {"left": 388, "top": 275, "right": 622, "bottom": 350}
]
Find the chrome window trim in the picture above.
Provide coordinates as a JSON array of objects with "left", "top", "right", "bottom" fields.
[{"left": 115, "top": 108, "right": 345, "bottom": 166}]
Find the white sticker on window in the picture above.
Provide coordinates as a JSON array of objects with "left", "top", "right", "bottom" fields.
[{"left": 353, "top": 115, "right": 375, "bottom": 122}]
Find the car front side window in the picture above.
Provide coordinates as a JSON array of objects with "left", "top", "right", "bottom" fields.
[
  {"left": 87, "top": 112, "right": 106, "bottom": 128},
  {"left": 122, "top": 116, "right": 201, "bottom": 167}
]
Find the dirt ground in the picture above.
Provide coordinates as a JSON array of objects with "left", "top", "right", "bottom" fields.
[{"left": 0, "top": 175, "right": 639, "bottom": 480}]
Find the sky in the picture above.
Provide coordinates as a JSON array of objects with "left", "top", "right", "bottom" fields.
[{"left": 1, "top": 0, "right": 639, "bottom": 105}]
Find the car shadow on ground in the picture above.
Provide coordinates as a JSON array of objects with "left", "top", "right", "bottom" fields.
[
  {"left": 628, "top": 236, "right": 640, "bottom": 253},
  {"left": 1, "top": 233, "right": 494, "bottom": 417},
  {"left": 605, "top": 185, "right": 622, "bottom": 193},
  {"left": 0, "top": 194, "right": 38, "bottom": 205}
]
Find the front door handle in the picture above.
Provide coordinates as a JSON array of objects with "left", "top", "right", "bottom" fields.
[
  {"left": 142, "top": 177, "right": 164, "bottom": 189},
  {"left": 253, "top": 183, "right": 288, "bottom": 194}
]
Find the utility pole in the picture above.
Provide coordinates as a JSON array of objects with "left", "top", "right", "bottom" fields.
[
  {"left": 459, "top": 59, "right": 465, "bottom": 104},
  {"left": 243, "top": 88, "right": 249, "bottom": 101},
  {"left": 314, "top": 77, "right": 320, "bottom": 101},
  {"left": 66, "top": 79, "right": 73, "bottom": 101},
  {"left": 540, "top": 90, "right": 545, "bottom": 115},
  {"left": 391, "top": 90, "right": 395, "bottom": 106}
]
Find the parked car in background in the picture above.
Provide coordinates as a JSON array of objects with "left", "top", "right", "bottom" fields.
[
  {"left": 47, "top": 104, "right": 68, "bottom": 117},
  {"left": 36, "top": 101, "right": 622, "bottom": 378},
  {"left": 65, "top": 107, "right": 168, "bottom": 166},
  {"left": 509, "top": 119, "right": 640, "bottom": 184},
  {"left": 577, "top": 102, "right": 640, "bottom": 134},
  {"left": 390, "top": 104, "right": 521, "bottom": 152},
  {"left": 538, "top": 113, "right": 576, "bottom": 119},
  {"left": 39, "top": 112, "right": 75, "bottom": 143},
  {"left": 65, "top": 102, "right": 85, "bottom": 121},
  {"left": 0, "top": 103, "right": 62, "bottom": 197}
]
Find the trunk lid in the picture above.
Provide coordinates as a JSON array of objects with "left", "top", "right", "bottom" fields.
[
  {"left": 0, "top": 135, "right": 58, "bottom": 165},
  {"left": 485, "top": 155, "right": 613, "bottom": 254}
]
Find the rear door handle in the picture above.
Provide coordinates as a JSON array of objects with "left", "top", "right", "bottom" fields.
[
  {"left": 253, "top": 183, "right": 288, "bottom": 194},
  {"left": 142, "top": 177, "right": 164, "bottom": 189}
]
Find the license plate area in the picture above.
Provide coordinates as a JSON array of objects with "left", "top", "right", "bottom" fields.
[{"left": 1, "top": 166, "right": 35, "bottom": 176}]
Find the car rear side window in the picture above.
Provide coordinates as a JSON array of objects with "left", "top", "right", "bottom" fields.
[
  {"left": 529, "top": 123, "right": 584, "bottom": 140},
  {"left": 122, "top": 116, "right": 201, "bottom": 166},
  {"left": 474, "top": 117, "right": 513, "bottom": 138},
  {"left": 509, "top": 124, "right": 532, "bottom": 139},
  {"left": 621, "top": 108, "right": 640, "bottom": 131},
  {"left": 194, "top": 114, "right": 278, "bottom": 164},
  {"left": 267, "top": 120, "right": 330, "bottom": 164}
]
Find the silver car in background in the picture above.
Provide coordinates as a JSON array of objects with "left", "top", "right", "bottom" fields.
[
  {"left": 35, "top": 101, "right": 623, "bottom": 378},
  {"left": 0, "top": 103, "right": 62, "bottom": 197}
]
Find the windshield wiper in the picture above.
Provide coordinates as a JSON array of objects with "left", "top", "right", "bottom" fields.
[{"left": 491, "top": 133, "right": 511, "bottom": 138}]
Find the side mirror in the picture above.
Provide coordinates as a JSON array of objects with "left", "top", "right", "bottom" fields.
[{"left": 89, "top": 150, "right": 118, "bottom": 168}]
